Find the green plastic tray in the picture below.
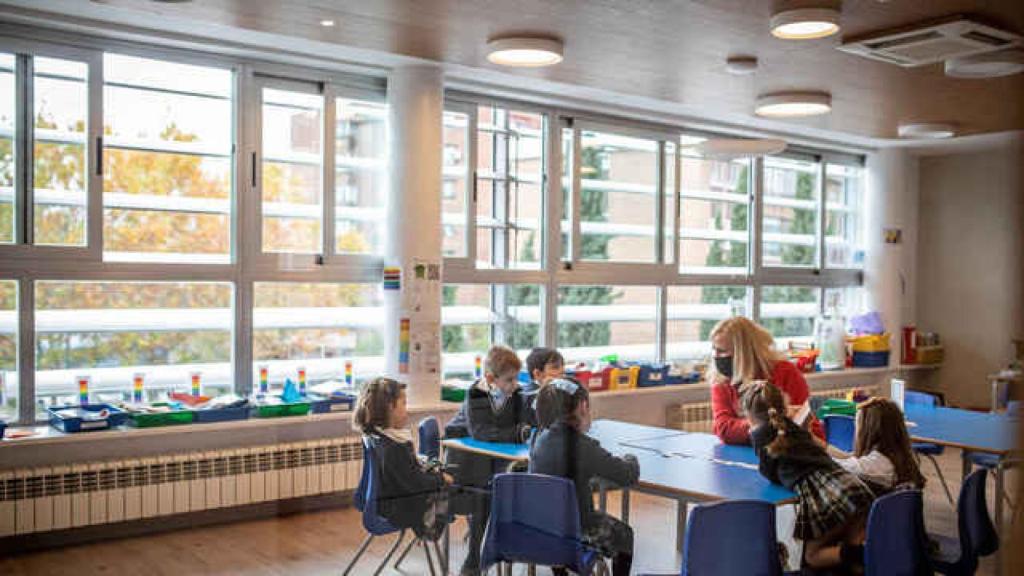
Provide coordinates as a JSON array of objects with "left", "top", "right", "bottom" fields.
[
  {"left": 441, "top": 386, "right": 466, "bottom": 403},
  {"left": 255, "top": 402, "right": 311, "bottom": 418},
  {"left": 816, "top": 398, "right": 857, "bottom": 419},
  {"left": 129, "top": 405, "right": 195, "bottom": 428}
]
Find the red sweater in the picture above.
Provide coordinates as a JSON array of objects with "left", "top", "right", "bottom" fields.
[{"left": 711, "top": 360, "right": 825, "bottom": 445}]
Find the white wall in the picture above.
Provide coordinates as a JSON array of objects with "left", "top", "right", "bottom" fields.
[{"left": 915, "top": 136, "right": 1024, "bottom": 407}]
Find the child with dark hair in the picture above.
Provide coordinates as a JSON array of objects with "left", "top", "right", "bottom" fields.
[
  {"left": 522, "top": 347, "right": 566, "bottom": 395},
  {"left": 743, "top": 381, "right": 875, "bottom": 570},
  {"left": 832, "top": 397, "right": 926, "bottom": 492},
  {"left": 352, "top": 377, "right": 449, "bottom": 540},
  {"left": 530, "top": 379, "right": 639, "bottom": 576}
]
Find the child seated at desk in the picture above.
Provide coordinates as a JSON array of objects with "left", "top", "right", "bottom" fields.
[
  {"left": 352, "top": 377, "right": 450, "bottom": 540},
  {"left": 831, "top": 397, "right": 926, "bottom": 493},
  {"left": 522, "top": 347, "right": 565, "bottom": 408},
  {"left": 743, "top": 381, "right": 875, "bottom": 571},
  {"left": 530, "top": 378, "right": 639, "bottom": 576},
  {"left": 444, "top": 345, "right": 534, "bottom": 575}
]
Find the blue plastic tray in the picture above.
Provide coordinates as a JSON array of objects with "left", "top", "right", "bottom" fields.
[
  {"left": 310, "top": 393, "right": 356, "bottom": 414},
  {"left": 665, "top": 372, "right": 702, "bottom": 386},
  {"left": 0, "top": 420, "right": 6, "bottom": 440},
  {"left": 852, "top": 351, "right": 890, "bottom": 368},
  {"left": 193, "top": 404, "right": 250, "bottom": 423},
  {"left": 636, "top": 363, "right": 669, "bottom": 387},
  {"left": 48, "top": 404, "right": 128, "bottom": 433}
]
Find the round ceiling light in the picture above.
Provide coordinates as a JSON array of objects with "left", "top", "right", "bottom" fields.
[
  {"left": 945, "top": 48, "right": 1024, "bottom": 79},
  {"left": 897, "top": 122, "right": 957, "bottom": 139},
  {"left": 694, "top": 138, "right": 788, "bottom": 158},
  {"left": 755, "top": 91, "right": 832, "bottom": 117},
  {"left": 770, "top": 7, "right": 841, "bottom": 40},
  {"left": 486, "top": 36, "right": 564, "bottom": 67}
]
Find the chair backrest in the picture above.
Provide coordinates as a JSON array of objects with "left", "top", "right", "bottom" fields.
[
  {"left": 1007, "top": 400, "right": 1021, "bottom": 416},
  {"left": 418, "top": 416, "right": 441, "bottom": 460},
  {"left": 360, "top": 435, "right": 401, "bottom": 535},
  {"left": 353, "top": 437, "right": 370, "bottom": 512},
  {"left": 904, "top": 390, "right": 939, "bottom": 407},
  {"left": 864, "top": 489, "right": 930, "bottom": 576},
  {"left": 682, "top": 500, "right": 782, "bottom": 576},
  {"left": 480, "top": 473, "right": 590, "bottom": 571},
  {"left": 824, "top": 414, "right": 856, "bottom": 453},
  {"left": 959, "top": 468, "right": 999, "bottom": 562}
]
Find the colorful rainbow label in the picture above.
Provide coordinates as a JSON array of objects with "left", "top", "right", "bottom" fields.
[
  {"left": 77, "top": 375, "right": 90, "bottom": 406},
  {"left": 133, "top": 373, "right": 144, "bottom": 404},
  {"left": 474, "top": 355, "right": 482, "bottom": 379},
  {"left": 191, "top": 372, "right": 201, "bottom": 398},
  {"left": 298, "top": 366, "right": 307, "bottom": 394},
  {"left": 344, "top": 360, "right": 353, "bottom": 387},
  {"left": 399, "top": 318, "right": 410, "bottom": 374},
  {"left": 259, "top": 365, "right": 269, "bottom": 394}
]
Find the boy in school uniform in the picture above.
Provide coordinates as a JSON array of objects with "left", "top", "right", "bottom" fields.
[
  {"left": 521, "top": 346, "right": 565, "bottom": 399},
  {"left": 444, "top": 345, "right": 534, "bottom": 576}
]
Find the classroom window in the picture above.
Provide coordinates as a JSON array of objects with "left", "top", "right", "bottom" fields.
[
  {"left": 34, "top": 57, "right": 89, "bottom": 247},
  {"left": 261, "top": 87, "right": 323, "bottom": 255},
  {"left": 441, "top": 283, "right": 542, "bottom": 380},
  {"left": 578, "top": 130, "right": 659, "bottom": 263},
  {"left": 475, "top": 105, "right": 546, "bottom": 270},
  {"left": 557, "top": 285, "right": 657, "bottom": 364},
  {"left": 666, "top": 285, "right": 749, "bottom": 365},
  {"left": 33, "top": 281, "right": 233, "bottom": 418},
  {"left": 0, "top": 280, "right": 15, "bottom": 421},
  {"left": 825, "top": 164, "right": 864, "bottom": 269},
  {"left": 679, "top": 153, "right": 751, "bottom": 274},
  {"left": 0, "top": 53, "right": 13, "bottom": 244},
  {"left": 253, "top": 282, "right": 384, "bottom": 389},
  {"left": 103, "top": 53, "right": 233, "bottom": 263},
  {"left": 758, "top": 285, "right": 821, "bottom": 344},
  {"left": 441, "top": 110, "right": 470, "bottom": 258},
  {"left": 762, "top": 156, "right": 820, "bottom": 268},
  {"left": 335, "top": 98, "right": 387, "bottom": 255}
]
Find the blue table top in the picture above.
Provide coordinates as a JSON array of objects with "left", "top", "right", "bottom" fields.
[
  {"left": 444, "top": 419, "right": 796, "bottom": 504},
  {"left": 905, "top": 404, "right": 1019, "bottom": 455}
]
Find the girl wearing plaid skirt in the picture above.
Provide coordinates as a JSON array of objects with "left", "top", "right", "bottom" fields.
[{"left": 744, "top": 381, "right": 876, "bottom": 570}]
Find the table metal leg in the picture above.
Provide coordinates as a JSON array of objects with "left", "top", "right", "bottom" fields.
[
  {"left": 442, "top": 522, "right": 450, "bottom": 575},
  {"left": 961, "top": 451, "right": 972, "bottom": 480},
  {"left": 599, "top": 482, "right": 608, "bottom": 514},
  {"left": 995, "top": 464, "right": 1005, "bottom": 575},
  {"left": 676, "top": 498, "right": 688, "bottom": 552},
  {"left": 621, "top": 487, "right": 631, "bottom": 525}
]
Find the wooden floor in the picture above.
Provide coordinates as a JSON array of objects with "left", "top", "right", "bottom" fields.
[{"left": 0, "top": 449, "right": 1011, "bottom": 575}]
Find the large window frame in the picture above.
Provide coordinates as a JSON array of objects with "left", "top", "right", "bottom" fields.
[{"left": 0, "top": 33, "right": 388, "bottom": 425}]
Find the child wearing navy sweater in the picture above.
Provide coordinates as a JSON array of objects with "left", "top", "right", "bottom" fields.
[
  {"left": 530, "top": 378, "right": 639, "bottom": 576},
  {"left": 744, "top": 381, "right": 875, "bottom": 570}
]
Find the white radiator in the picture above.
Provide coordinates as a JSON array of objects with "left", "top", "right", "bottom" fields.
[
  {"left": 666, "top": 385, "right": 880, "bottom": 433},
  {"left": 0, "top": 436, "right": 363, "bottom": 537}
]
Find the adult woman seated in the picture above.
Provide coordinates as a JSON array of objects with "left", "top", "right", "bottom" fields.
[{"left": 710, "top": 316, "right": 825, "bottom": 445}]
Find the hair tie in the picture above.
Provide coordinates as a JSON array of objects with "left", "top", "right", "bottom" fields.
[{"left": 550, "top": 378, "right": 579, "bottom": 395}]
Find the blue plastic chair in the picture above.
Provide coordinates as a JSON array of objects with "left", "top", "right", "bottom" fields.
[
  {"left": 965, "top": 402, "right": 1019, "bottom": 516},
  {"left": 930, "top": 469, "right": 999, "bottom": 575},
  {"left": 344, "top": 436, "right": 442, "bottom": 576},
  {"left": 418, "top": 416, "right": 441, "bottom": 460},
  {"left": 864, "top": 489, "right": 932, "bottom": 576},
  {"left": 905, "top": 390, "right": 955, "bottom": 506},
  {"left": 824, "top": 414, "right": 855, "bottom": 453},
  {"left": 682, "top": 500, "right": 783, "bottom": 576},
  {"left": 480, "top": 473, "right": 605, "bottom": 575}
]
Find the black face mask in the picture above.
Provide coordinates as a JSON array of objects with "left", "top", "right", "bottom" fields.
[{"left": 715, "top": 355, "right": 734, "bottom": 379}]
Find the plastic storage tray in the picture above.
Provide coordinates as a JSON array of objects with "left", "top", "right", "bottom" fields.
[
  {"left": 128, "top": 404, "right": 195, "bottom": 428},
  {"left": 48, "top": 404, "right": 129, "bottom": 433},
  {"left": 255, "top": 401, "right": 311, "bottom": 418},
  {"left": 193, "top": 405, "right": 250, "bottom": 423},
  {"left": 852, "top": 351, "right": 890, "bottom": 368},
  {"left": 849, "top": 333, "right": 891, "bottom": 353},
  {"left": 609, "top": 366, "right": 639, "bottom": 391},
  {"left": 664, "top": 372, "right": 702, "bottom": 386},
  {"left": 569, "top": 368, "right": 611, "bottom": 392},
  {"left": 637, "top": 363, "right": 669, "bottom": 387},
  {"left": 0, "top": 420, "right": 6, "bottom": 440},
  {"left": 310, "top": 394, "right": 356, "bottom": 414}
]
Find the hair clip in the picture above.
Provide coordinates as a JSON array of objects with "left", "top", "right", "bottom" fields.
[{"left": 550, "top": 378, "right": 579, "bottom": 395}]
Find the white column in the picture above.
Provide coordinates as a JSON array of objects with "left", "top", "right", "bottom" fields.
[
  {"left": 864, "top": 148, "right": 918, "bottom": 375},
  {"left": 385, "top": 66, "right": 444, "bottom": 407}
]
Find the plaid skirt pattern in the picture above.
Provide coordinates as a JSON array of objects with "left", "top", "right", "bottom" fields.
[
  {"left": 794, "top": 467, "right": 875, "bottom": 540},
  {"left": 583, "top": 511, "right": 634, "bottom": 557}
]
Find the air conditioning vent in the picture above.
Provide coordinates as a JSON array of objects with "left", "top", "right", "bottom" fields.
[{"left": 839, "top": 15, "right": 1021, "bottom": 67}]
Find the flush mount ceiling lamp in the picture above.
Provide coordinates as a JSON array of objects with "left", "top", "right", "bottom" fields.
[
  {"left": 945, "top": 47, "right": 1024, "bottom": 78},
  {"left": 486, "top": 36, "right": 564, "bottom": 67},
  {"left": 897, "top": 122, "right": 957, "bottom": 139},
  {"left": 694, "top": 138, "right": 788, "bottom": 159},
  {"left": 754, "top": 91, "right": 832, "bottom": 117},
  {"left": 770, "top": 5, "right": 841, "bottom": 40}
]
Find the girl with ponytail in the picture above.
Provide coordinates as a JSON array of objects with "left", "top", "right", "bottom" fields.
[{"left": 742, "top": 381, "right": 876, "bottom": 570}]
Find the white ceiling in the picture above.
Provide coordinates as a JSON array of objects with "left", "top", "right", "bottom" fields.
[{"left": 1, "top": 0, "right": 1022, "bottom": 149}]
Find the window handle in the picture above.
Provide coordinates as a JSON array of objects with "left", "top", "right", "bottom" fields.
[
  {"left": 96, "top": 136, "right": 103, "bottom": 176},
  {"left": 251, "top": 151, "right": 257, "bottom": 187}
]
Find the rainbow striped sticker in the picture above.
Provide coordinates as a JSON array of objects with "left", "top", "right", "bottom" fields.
[
  {"left": 474, "top": 355, "right": 483, "bottom": 379},
  {"left": 298, "top": 366, "right": 307, "bottom": 394},
  {"left": 77, "top": 375, "right": 90, "bottom": 406},
  {"left": 399, "top": 318, "right": 411, "bottom": 374},
  {"left": 133, "top": 373, "right": 145, "bottom": 404},
  {"left": 190, "top": 372, "right": 202, "bottom": 398},
  {"left": 345, "top": 360, "right": 353, "bottom": 387},
  {"left": 259, "top": 365, "right": 269, "bottom": 394}
]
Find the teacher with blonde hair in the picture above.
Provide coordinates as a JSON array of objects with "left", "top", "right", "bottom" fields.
[{"left": 709, "top": 316, "right": 825, "bottom": 445}]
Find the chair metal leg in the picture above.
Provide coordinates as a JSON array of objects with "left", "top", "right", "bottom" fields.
[
  {"left": 373, "top": 529, "right": 407, "bottom": 576},
  {"left": 442, "top": 523, "right": 450, "bottom": 575},
  {"left": 394, "top": 534, "right": 418, "bottom": 569},
  {"left": 423, "top": 539, "right": 438, "bottom": 576},
  {"left": 926, "top": 454, "right": 955, "bottom": 506},
  {"left": 342, "top": 533, "right": 374, "bottom": 576},
  {"left": 432, "top": 539, "right": 446, "bottom": 576}
]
